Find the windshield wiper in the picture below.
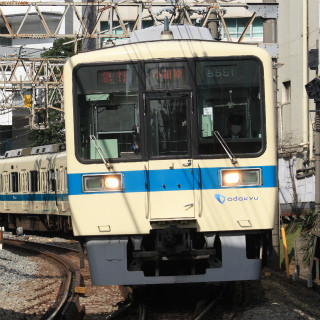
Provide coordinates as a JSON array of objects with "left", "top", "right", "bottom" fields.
[
  {"left": 90, "top": 135, "right": 113, "bottom": 171},
  {"left": 213, "top": 131, "right": 238, "bottom": 165}
]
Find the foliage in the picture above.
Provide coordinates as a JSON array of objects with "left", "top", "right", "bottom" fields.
[
  {"left": 280, "top": 220, "right": 302, "bottom": 270},
  {"left": 28, "top": 109, "right": 65, "bottom": 147},
  {"left": 41, "top": 38, "right": 80, "bottom": 58},
  {"left": 299, "top": 211, "right": 318, "bottom": 266}
]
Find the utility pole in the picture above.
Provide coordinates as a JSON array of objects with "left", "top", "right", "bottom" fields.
[
  {"left": 207, "top": 0, "right": 219, "bottom": 40},
  {"left": 263, "top": 0, "right": 280, "bottom": 270},
  {"left": 84, "top": 0, "right": 96, "bottom": 51},
  {"left": 308, "top": 44, "right": 320, "bottom": 235},
  {"left": 314, "top": 101, "right": 320, "bottom": 226}
]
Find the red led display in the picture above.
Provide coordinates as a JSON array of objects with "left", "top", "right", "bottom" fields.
[
  {"left": 151, "top": 68, "right": 185, "bottom": 81},
  {"left": 98, "top": 70, "right": 127, "bottom": 86},
  {"left": 146, "top": 65, "right": 188, "bottom": 89}
]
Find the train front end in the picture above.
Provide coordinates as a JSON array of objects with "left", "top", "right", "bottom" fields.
[{"left": 64, "top": 38, "right": 277, "bottom": 285}]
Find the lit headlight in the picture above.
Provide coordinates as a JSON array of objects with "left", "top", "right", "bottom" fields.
[
  {"left": 105, "top": 176, "right": 120, "bottom": 189},
  {"left": 221, "top": 169, "right": 261, "bottom": 187},
  {"left": 224, "top": 172, "right": 240, "bottom": 184},
  {"left": 82, "top": 174, "right": 122, "bottom": 192}
]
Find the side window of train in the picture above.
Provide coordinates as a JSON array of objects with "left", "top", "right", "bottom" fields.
[
  {"left": 11, "top": 172, "right": 19, "bottom": 193},
  {"left": 40, "top": 169, "right": 48, "bottom": 192},
  {"left": 3, "top": 172, "right": 9, "bottom": 194},
  {"left": 60, "top": 167, "right": 64, "bottom": 192},
  {"left": 20, "top": 170, "right": 29, "bottom": 193},
  {"left": 30, "top": 170, "right": 38, "bottom": 192},
  {"left": 56, "top": 169, "right": 60, "bottom": 192},
  {"left": 64, "top": 168, "right": 68, "bottom": 191},
  {"left": 48, "top": 169, "right": 55, "bottom": 192}
]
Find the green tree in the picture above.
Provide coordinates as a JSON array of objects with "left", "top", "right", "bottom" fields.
[
  {"left": 28, "top": 109, "right": 65, "bottom": 147},
  {"left": 41, "top": 37, "right": 78, "bottom": 58}
]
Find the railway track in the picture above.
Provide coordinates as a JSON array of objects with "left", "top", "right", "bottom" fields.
[
  {"left": 3, "top": 238, "right": 83, "bottom": 320},
  {"left": 3, "top": 235, "right": 320, "bottom": 320},
  {"left": 105, "top": 283, "right": 241, "bottom": 320}
]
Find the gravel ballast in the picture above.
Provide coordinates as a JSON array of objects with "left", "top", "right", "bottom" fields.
[
  {"left": 1, "top": 235, "right": 320, "bottom": 320},
  {"left": 0, "top": 249, "right": 38, "bottom": 294}
]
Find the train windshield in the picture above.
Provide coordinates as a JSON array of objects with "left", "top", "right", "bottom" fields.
[
  {"left": 73, "top": 58, "right": 264, "bottom": 162},
  {"left": 196, "top": 59, "right": 264, "bottom": 155},
  {"left": 74, "top": 64, "right": 140, "bottom": 160}
]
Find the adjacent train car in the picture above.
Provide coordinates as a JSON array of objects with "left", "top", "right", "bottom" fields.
[
  {"left": 64, "top": 25, "right": 278, "bottom": 285},
  {"left": 0, "top": 144, "right": 71, "bottom": 232}
]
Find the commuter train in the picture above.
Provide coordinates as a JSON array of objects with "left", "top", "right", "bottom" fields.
[
  {"left": 63, "top": 24, "right": 278, "bottom": 285},
  {"left": 0, "top": 144, "right": 71, "bottom": 232},
  {"left": 0, "top": 24, "right": 278, "bottom": 285}
]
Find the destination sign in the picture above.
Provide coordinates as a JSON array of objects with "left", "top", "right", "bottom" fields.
[
  {"left": 98, "top": 70, "right": 127, "bottom": 86},
  {"left": 146, "top": 62, "right": 189, "bottom": 89}
]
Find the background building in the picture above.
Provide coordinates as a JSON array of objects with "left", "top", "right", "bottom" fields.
[{"left": 277, "top": 0, "right": 319, "bottom": 214}]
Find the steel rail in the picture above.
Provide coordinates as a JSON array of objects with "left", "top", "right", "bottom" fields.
[{"left": 3, "top": 239, "right": 83, "bottom": 320}]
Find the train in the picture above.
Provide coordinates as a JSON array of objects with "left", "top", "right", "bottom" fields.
[
  {"left": 0, "top": 24, "right": 278, "bottom": 286},
  {"left": 0, "top": 144, "right": 71, "bottom": 232},
  {"left": 63, "top": 24, "right": 278, "bottom": 285}
]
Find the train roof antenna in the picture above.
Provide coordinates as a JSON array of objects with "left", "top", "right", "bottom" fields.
[{"left": 161, "top": 16, "right": 174, "bottom": 40}]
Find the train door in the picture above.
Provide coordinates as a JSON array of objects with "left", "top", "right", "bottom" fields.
[
  {"left": 3, "top": 172, "right": 9, "bottom": 210},
  {"left": 40, "top": 169, "right": 49, "bottom": 212},
  {"left": 20, "top": 170, "right": 29, "bottom": 211},
  {"left": 61, "top": 167, "right": 69, "bottom": 212},
  {"left": 146, "top": 92, "right": 195, "bottom": 220}
]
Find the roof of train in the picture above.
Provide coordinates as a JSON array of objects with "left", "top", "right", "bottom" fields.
[
  {"left": 129, "top": 25, "right": 213, "bottom": 42},
  {"left": 1, "top": 144, "right": 65, "bottom": 159}
]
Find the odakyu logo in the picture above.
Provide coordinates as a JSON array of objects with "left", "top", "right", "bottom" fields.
[
  {"left": 215, "top": 194, "right": 259, "bottom": 204},
  {"left": 214, "top": 194, "right": 226, "bottom": 204}
]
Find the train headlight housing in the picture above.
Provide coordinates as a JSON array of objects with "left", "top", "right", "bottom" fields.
[
  {"left": 82, "top": 174, "right": 122, "bottom": 192},
  {"left": 221, "top": 169, "right": 261, "bottom": 187}
]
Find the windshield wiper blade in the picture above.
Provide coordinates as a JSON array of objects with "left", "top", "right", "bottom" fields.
[
  {"left": 90, "top": 135, "right": 113, "bottom": 170},
  {"left": 213, "top": 131, "right": 238, "bottom": 165}
]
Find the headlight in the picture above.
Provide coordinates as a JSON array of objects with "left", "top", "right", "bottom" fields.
[
  {"left": 224, "top": 172, "right": 240, "bottom": 184},
  {"left": 82, "top": 174, "right": 122, "bottom": 192},
  {"left": 105, "top": 176, "right": 120, "bottom": 189},
  {"left": 221, "top": 169, "right": 261, "bottom": 187}
]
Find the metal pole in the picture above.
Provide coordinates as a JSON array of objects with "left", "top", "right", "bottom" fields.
[
  {"left": 308, "top": 101, "right": 320, "bottom": 286},
  {"left": 315, "top": 41, "right": 320, "bottom": 231},
  {"left": 263, "top": 0, "right": 280, "bottom": 270},
  {"left": 315, "top": 102, "right": 320, "bottom": 228}
]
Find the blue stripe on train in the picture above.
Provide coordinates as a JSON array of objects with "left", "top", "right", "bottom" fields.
[
  {"left": 0, "top": 166, "right": 276, "bottom": 200},
  {"left": 0, "top": 193, "right": 68, "bottom": 202},
  {"left": 67, "top": 166, "right": 277, "bottom": 196}
]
